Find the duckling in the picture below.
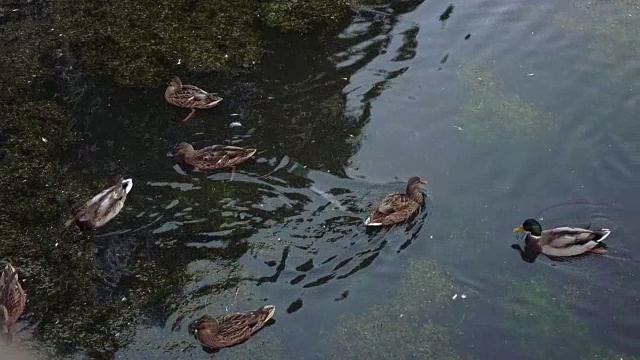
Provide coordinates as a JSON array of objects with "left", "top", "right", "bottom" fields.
[
  {"left": 364, "top": 176, "right": 427, "bottom": 226},
  {"left": 66, "top": 176, "right": 133, "bottom": 231},
  {"left": 513, "top": 218, "right": 611, "bottom": 257},
  {"left": 164, "top": 76, "right": 222, "bottom": 122},
  {"left": 0, "top": 263, "right": 26, "bottom": 342},
  {"left": 189, "top": 305, "right": 275, "bottom": 349},
  {"left": 167, "top": 142, "right": 256, "bottom": 181}
]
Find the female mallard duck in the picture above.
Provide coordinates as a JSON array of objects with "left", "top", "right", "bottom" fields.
[
  {"left": 65, "top": 176, "right": 133, "bottom": 231},
  {"left": 513, "top": 219, "right": 611, "bottom": 257},
  {"left": 364, "top": 176, "right": 427, "bottom": 226},
  {"left": 188, "top": 305, "right": 275, "bottom": 349},
  {"left": 0, "top": 263, "right": 26, "bottom": 342},
  {"left": 167, "top": 142, "right": 256, "bottom": 180},
  {"left": 164, "top": 76, "right": 223, "bottom": 122}
]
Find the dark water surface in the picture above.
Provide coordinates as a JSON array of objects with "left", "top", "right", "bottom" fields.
[{"left": 7, "top": 0, "right": 640, "bottom": 358}]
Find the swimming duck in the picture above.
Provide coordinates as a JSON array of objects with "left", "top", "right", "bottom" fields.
[
  {"left": 164, "top": 76, "right": 223, "bottom": 122},
  {"left": 513, "top": 219, "right": 611, "bottom": 257},
  {"left": 364, "top": 176, "right": 427, "bottom": 226},
  {"left": 65, "top": 176, "right": 133, "bottom": 231},
  {"left": 167, "top": 142, "right": 256, "bottom": 180},
  {"left": 188, "top": 305, "right": 275, "bottom": 349},
  {"left": 0, "top": 263, "right": 26, "bottom": 342}
]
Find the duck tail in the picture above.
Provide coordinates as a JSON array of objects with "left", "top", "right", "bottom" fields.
[
  {"left": 122, "top": 178, "right": 134, "bottom": 194},
  {"left": 596, "top": 228, "right": 611, "bottom": 243}
]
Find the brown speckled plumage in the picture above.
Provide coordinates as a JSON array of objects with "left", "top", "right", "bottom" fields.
[
  {"left": 0, "top": 264, "right": 26, "bottom": 342},
  {"left": 364, "top": 176, "right": 426, "bottom": 227},
  {"left": 164, "top": 76, "right": 222, "bottom": 122},
  {"left": 167, "top": 142, "right": 256, "bottom": 171},
  {"left": 189, "top": 305, "right": 275, "bottom": 349}
]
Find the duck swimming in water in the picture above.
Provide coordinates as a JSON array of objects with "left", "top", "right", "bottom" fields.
[
  {"left": 66, "top": 175, "right": 133, "bottom": 231},
  {"left": 0, "top": 263, "right": 26, "bottom": 342},
  {"left": 513, "top": 218, "right": 611, "bottom": 257},
  {"left": 189, "top": 305, "right": 275, "bottom": 349},
  {"left": 164, "top": 76, "right": 223, "bottom": 122},
  {"left": 364, "top": 176, "right": 427, "bottom": 227}
]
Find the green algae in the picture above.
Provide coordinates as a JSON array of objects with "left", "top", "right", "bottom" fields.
[
  {"left": 327, "top": 259, "right": 460, "bottom": 359},
  {"left": 46, "top": 0, "right": 353, "bottom": 86},
  {"left": 504, "top": 277, "right": 590, "bottom": 359},
  {"left": 259, "top": 0, "right": 352, "bottom": 33},
  {"left": 557, "top": 0, "right": 640, "bottom": 60},
  {"left": 456, "top": 63, "right": 553, "bottom": 142}
]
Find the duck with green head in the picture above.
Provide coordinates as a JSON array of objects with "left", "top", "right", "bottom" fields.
[{"left": 513, "top": 218, "right": 611, "bottom": 257}]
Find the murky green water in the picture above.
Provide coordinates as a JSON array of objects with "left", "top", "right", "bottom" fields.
[{"left": 1, "top": 0, "right": 640, "bottom": 359}]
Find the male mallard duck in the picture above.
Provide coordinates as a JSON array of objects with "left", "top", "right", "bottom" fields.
[
  {"left": 364, "top": 176, "right": 427, "bottom": 226},
  {"left": 513, "top": 219, "right": 611, "bottom": 257},
  {"left": 0, "top": 264, "right": 26, "bottom": 342},
  {"left": 167, "top": 142, "right": 256, "bottom": 180},
  {"left": 188, "top": 305, "right": 275, "bottom": 349},
  {"left": 164, "top": 76, "right": 223, "bottom": 122},
  {"left": 65, "top": 175, "right": 133, "bottom": 231}
]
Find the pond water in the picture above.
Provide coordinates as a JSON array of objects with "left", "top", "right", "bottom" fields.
[{"left": 5, "top": 0, "right": 640, "bottom": 359}]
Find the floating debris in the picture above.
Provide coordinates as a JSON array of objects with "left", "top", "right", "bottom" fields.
[
  {"left": 526, "top": 73, "right": 535, "bottom": 77},
  {"left": 452, "top": 294, "right": 458, "bottom": 300},
  {"left": 229, "top": 121, "right": 243, "bottom": 128}
]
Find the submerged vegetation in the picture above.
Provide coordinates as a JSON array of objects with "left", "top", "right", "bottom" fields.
[
  {"left": 457, "top": 63, "right": 552, "bottom": 142},
  {"left": 0, "top": 0, "right": 354, "bottom": 357},
  {"left": 48, "top": 0, "right": 353, "bottom": 86},
  {"left": 328, "top": 259, "right": 460, "bottom": 359}
]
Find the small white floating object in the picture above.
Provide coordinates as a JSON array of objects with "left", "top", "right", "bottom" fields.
[
  {"left": 453, "top": 125, "right": 463, "bottom": 131},
  {"left": 526, "top": 73, "right": 535, "bottom": 77},
  {"left": 177, "top": 59, "right": 181, "bottom": 65},
  {"left": 230, "top": 113, "right": 240, "bottom": 117},
  {"left": 229, "top": 121, "right": 243, "bottom": 128},
  {"left": 42, "top": 137, "right": 48, "bottom": 142},
  {"left": 461, "top": 294, "right": 467, "bottom": 299},
  {"left": 452, "top": 294, "right": 458, "bottom": 300}
]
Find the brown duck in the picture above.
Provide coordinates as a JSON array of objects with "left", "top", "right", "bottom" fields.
[
  {"left": 65, "top": 175, "right": 133, "bottom": 231},
  {"left": 189, "top": 305, "right": 275, "bottom": 349},
  {"left": 364, "top": 176, "right": 427, "bottom": 226},
  {"left": 167, "top": 142, "right": 257, "bottom": 180},
  {"left": 0, "top": 263, "right": 26, "bottom": 342},
  {"left": 164, "top": 76, "right": 223, "bottom": 122}
]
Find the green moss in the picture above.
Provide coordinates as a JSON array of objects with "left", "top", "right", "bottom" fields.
[
  {"left": 328, "top": 259, "right": 460, "bottom": 359},
  {"left": 504, "top": 277, "right": 590, "bottom": 359},
  {"left": 44, "top": 0, "right": 353, "bottom": 86},
  {"left": 457, "top": 63, "right": 552, "bottom": 142},
  {"left": 259, "top": 0, "right": 352, "bottom": 33},
  {"left": 329, "top": 306, "right": 458, "bottom": 360},
  {"left": 49, "top": 0, "right": 260, "bottom": 86},
  {"left": 394, "top": 259, "right": 455, "bottom": 315},
  {"left": 557, "top": 0, "right": 640, "bottom": 60}
]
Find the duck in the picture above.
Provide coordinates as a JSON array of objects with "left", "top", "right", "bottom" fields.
[
  {"left": 164, "top": 76, "right": 223, "bottom": 122},
  {"left": 512, "top": 218, "right": 611, "bottom": 257},
  {"left": 65, "top": 175, "right": 133, "bottom": 231},
  {"left": 188, "top": 305, "right": 275, "bottom": 349},
  {"left": 167, "top": 142, "right": 256, "bottom": 180},
  {"left": 364, "top": 176, "right": 427, "bottom": 226},
  {"left": 0, "top": 263, "right": 26, "bottom": 342}
]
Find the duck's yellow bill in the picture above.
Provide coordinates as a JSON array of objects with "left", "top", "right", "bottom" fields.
[{"left": 512, "top": 225, "right": 524, "bottom": 233}]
